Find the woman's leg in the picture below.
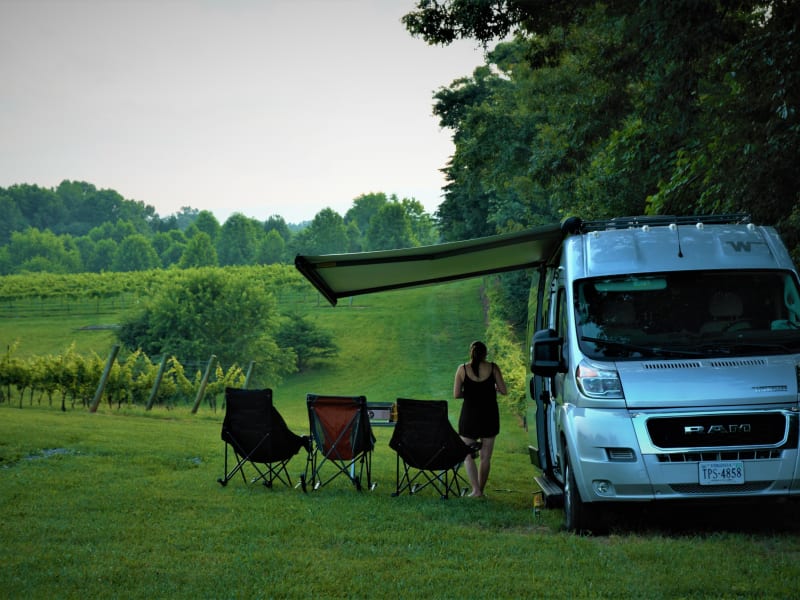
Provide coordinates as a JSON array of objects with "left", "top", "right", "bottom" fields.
[
  {"left": 460, "top": 435, "right": 481, "bottom": 496},
  {"left": 477, "top": 436, "right": 496, "bottom": 493}
]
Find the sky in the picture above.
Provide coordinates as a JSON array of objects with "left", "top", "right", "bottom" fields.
[{"left": 0, "top": 0, "right": 486, "bottom": 224}]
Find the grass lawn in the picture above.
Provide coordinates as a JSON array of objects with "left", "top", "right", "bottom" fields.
[
  {"left": 3, "top": 405, "right": 799, "bottom": 599},
  {"left": 2, "top": 278, "right": 800, "bottom": 598}
]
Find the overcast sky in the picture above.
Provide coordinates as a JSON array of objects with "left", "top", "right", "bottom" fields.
[{"left": 0, "top": 0, "right": 485, "bottom": 224}]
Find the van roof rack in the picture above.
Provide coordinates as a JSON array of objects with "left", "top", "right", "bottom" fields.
[{"left": 563, "top": 214, "right": 751, "bottom": 234}]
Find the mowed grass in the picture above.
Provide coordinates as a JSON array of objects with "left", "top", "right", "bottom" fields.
[
  {"left": 2, "top": 279, "right": 800, "bottom": 598},
  {"left": 275, "top": 280, "right": 492, "bottom": 423}
]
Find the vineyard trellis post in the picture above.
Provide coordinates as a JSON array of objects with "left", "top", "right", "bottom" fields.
[
  {"left": 145, "top": 355, "right": 168, "bottom": 410},
  {"left": 89, "top": 345, "right": 120, "bottom": 413},
  {"left": 244, "top": 360, "right": 255, "bottom": 388},
  {"left": 191, "top": 354, "right": 217, "bottom": 414}
]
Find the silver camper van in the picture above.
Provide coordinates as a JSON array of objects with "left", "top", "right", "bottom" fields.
[
  {"left": 529, "top": 215, "right": 800, "bottom": 531},
  {"left": 295, "top": 214, "right": 800, "bottom": 532}
]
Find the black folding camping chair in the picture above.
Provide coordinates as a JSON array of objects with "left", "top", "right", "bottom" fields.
[
  {"left": 218, "top": 387, "right": 310, "bottom": 488},
  {"left": 388, "top": 398, "right": 476, "bottom": 499},
  {"left": 300, "top": 394, "right": 376, "bottom": 492}
]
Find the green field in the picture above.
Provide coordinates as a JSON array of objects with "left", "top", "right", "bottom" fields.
[{"left": 2, "top": 278, "right": 800, "bottom": 598}]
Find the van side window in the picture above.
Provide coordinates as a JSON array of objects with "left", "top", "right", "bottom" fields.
[{"left": 556, "top": 287, "right": 569, "bottom": 365}]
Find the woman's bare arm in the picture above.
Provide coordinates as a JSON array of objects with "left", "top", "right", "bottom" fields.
[
  {"left": 453, "top": 365, "right": 465, "bottom": 398},
  {"left": 494, "top": 364, "right": 508, "bottom": 395}
]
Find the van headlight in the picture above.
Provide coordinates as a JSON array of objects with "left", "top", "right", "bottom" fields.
[{"left": 576, "top": 359, "right": 623, "bottom": 399}]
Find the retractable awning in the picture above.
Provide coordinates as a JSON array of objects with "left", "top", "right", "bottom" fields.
[{"left": 294, "top": 223, "right": 564, "bottom": 306}]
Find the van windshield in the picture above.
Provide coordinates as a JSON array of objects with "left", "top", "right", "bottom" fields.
[{"left": 575, "top": 270, "right": 800, "bottom": 359}]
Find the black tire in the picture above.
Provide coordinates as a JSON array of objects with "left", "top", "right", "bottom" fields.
[{"left": 563, "top": 452, "right": 602, "bottom": 534}]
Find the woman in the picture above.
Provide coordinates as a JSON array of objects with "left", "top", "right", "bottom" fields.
[{"left": 453, "top": 340, "right": 507, "bottom": 497}]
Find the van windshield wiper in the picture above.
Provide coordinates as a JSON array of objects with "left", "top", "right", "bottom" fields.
[
  {"left": 696, "top": 341, "right": 798, "bottom": 356},
  {"left": 580, "top": 336, "right": 704, "bottom": 358}
]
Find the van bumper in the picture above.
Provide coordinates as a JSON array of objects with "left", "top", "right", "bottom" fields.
[{"left": 567, "top": 406, "right": 800, "bottom": 502}]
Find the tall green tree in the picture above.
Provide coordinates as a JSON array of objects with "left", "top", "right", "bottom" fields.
[
  {"left": 401, "top": 197, "right": 439, "bottom": 246},
  {"left": 112, "top": 234, "right": 160, "bottom": 272},
  {"left": 366, "top": 203, "right": 416, "bottom": 250},
  {"left": 216, "top": 213, "right": 263, "bottom": 266},
  {"left": 0, "top": 193, "right": 26, "bottom": 245},
  {"left": 345, "top": 193, "right": 388, "bottom": 238},
  {"left": 300, "top": 208, "right": 348, "bottom": 255},
  {"left": 2, "top": 184, "right": 65, "bottom": 233},
  {"left": 258, "top": 229, "right": 286, "bottom": 264},
  {"left": 6, "top": 228, "right": 82, "bottom": 274},
  {"left": 414, "top": 1, "right": 800, "bottom": 254},
  {"left": 179, "top": 232, "right": 218, "bottom": 268},
  {"left": 194, "top": 210, "right": 221, "bottom": 242},
  {"left": 264, "top": 214, "right": 291, "bottom": 244},
  {"left": 276, "top": 313, "right": 338, "bottom": 371}
]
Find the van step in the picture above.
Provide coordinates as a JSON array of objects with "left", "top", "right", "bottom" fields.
[{"left": 535, "top": 475, "right": 564, "bottom": 508}]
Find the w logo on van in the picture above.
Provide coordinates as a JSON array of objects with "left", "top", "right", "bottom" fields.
[{"left": 725, "top": 241, "right": 764, "bottom": 252}]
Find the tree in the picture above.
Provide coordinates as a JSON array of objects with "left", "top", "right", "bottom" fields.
[
  {"left": 152, "top": 230, "right": 187, "bottom": 267},
  {"left": 264, "top": 214, "right": 291, "bottom": 243},
  {"left": 6, "top": 228, "right": 82, "bottom": 273},
  {"left": 366, "top": 203, "right": 415, "bottom": 250},
  {"left": 116, "top": 269, "right": 295, "bottom": 383},
  {"left": 194, "top": 210, "right": 221, "bottom": 242},
  {"left": 112, "top": 234, "right": 160, "bottom": 272},
  {"left": 258, "top": 229, "right": 286, "bottom": 264},
  {"left": 0, "top": 193, "right": 26, "bottom": 245},
  {"left": 403, "top": 0, "right": 545, "bottom": 46},
  {"left": 85, "top": 238, "right": 118, "bottom": 272},
  {"left": 345, "top": 193, "right": 387, "bottom": 240},
  {"left": 300, "top": 208, "right": 348, "bottom": 255},
  {"left": 276, "top": 313, "right": 338, "bottom": 371},
  {"left": 2, "top": 184, "right": 65, "bottom": 232},
  {"left": 179, "top": 232, "right": 218, "bottom": 268},
  {"left": 401, "top": 197, "right": 439, "bottom": 246},
  {"left": 216, "top": 213, "right": 263, "bottom": 266}
]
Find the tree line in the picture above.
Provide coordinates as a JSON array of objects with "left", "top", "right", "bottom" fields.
[
  {"left": 400, "top": 0, "right": 799, "bottom": 330},
  {"left": 0, "top": 183, "right": 440, "bottom": 275}
]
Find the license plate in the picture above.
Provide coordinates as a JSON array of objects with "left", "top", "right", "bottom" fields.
[{"left": 699, "top": 461, "right": 745, "bottom": 485}]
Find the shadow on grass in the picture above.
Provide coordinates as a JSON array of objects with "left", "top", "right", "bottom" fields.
[{"left": 602, "top": 498, "right": 800, "bottom": 536}]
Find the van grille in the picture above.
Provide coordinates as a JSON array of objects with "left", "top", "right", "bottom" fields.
[
  {"left": 643, "top": 362, "right": 701, "bottom": 370},
  {"left": 647, "top": 413, "right": 789, "bottom": 448}
]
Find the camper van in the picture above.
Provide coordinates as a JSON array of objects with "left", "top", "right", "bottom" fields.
[
  {"left": 296, "top": 214, "right": 800, "bottom": 532},
  {"left": 529, "top": 215, "right": 800, "bottom": 531}
]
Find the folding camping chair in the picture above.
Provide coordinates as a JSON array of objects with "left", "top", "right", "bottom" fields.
[
  {"left": 300, "top": 394, "right": 376, "bottom": 492},
  {"left": 218, "top": 387, "right": 310, "bottom": 488},
  {"left": 389, "top": 398, "right": 476, "bottom": 499}
]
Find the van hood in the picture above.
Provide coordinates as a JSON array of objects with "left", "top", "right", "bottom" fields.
[{"left": 617, "top": 355, "right": 800, "bottom": 409}]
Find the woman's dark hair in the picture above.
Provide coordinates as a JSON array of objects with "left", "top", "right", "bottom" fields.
[{"left": 470, "top": 341, "right": 487, "bottom": 375}]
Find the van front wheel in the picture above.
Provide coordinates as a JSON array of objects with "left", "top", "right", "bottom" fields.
[{"left": 563, "top": 453, "right": 601, "bottom": 534}]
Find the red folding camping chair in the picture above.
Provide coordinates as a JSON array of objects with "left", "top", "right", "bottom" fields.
[{"left": 300, "top": 394, "right": 376, "bottom": 492}]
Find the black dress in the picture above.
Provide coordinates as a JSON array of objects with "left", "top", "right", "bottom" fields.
[{"left": 458, "top": 362, "right": 500, "bottom": 439}]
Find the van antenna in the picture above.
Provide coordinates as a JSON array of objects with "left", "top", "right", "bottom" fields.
[{"left": 672, "top": 222, "right": 684, "bottom": 258}]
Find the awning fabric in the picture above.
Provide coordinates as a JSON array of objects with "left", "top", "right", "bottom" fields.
[{"left": 294, "top": 224, "right": 564, "bottom": 306}]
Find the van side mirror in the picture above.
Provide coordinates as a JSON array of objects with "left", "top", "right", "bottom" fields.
[{"left": 530, "top": 328, "right": 565, "bottom": 376}]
